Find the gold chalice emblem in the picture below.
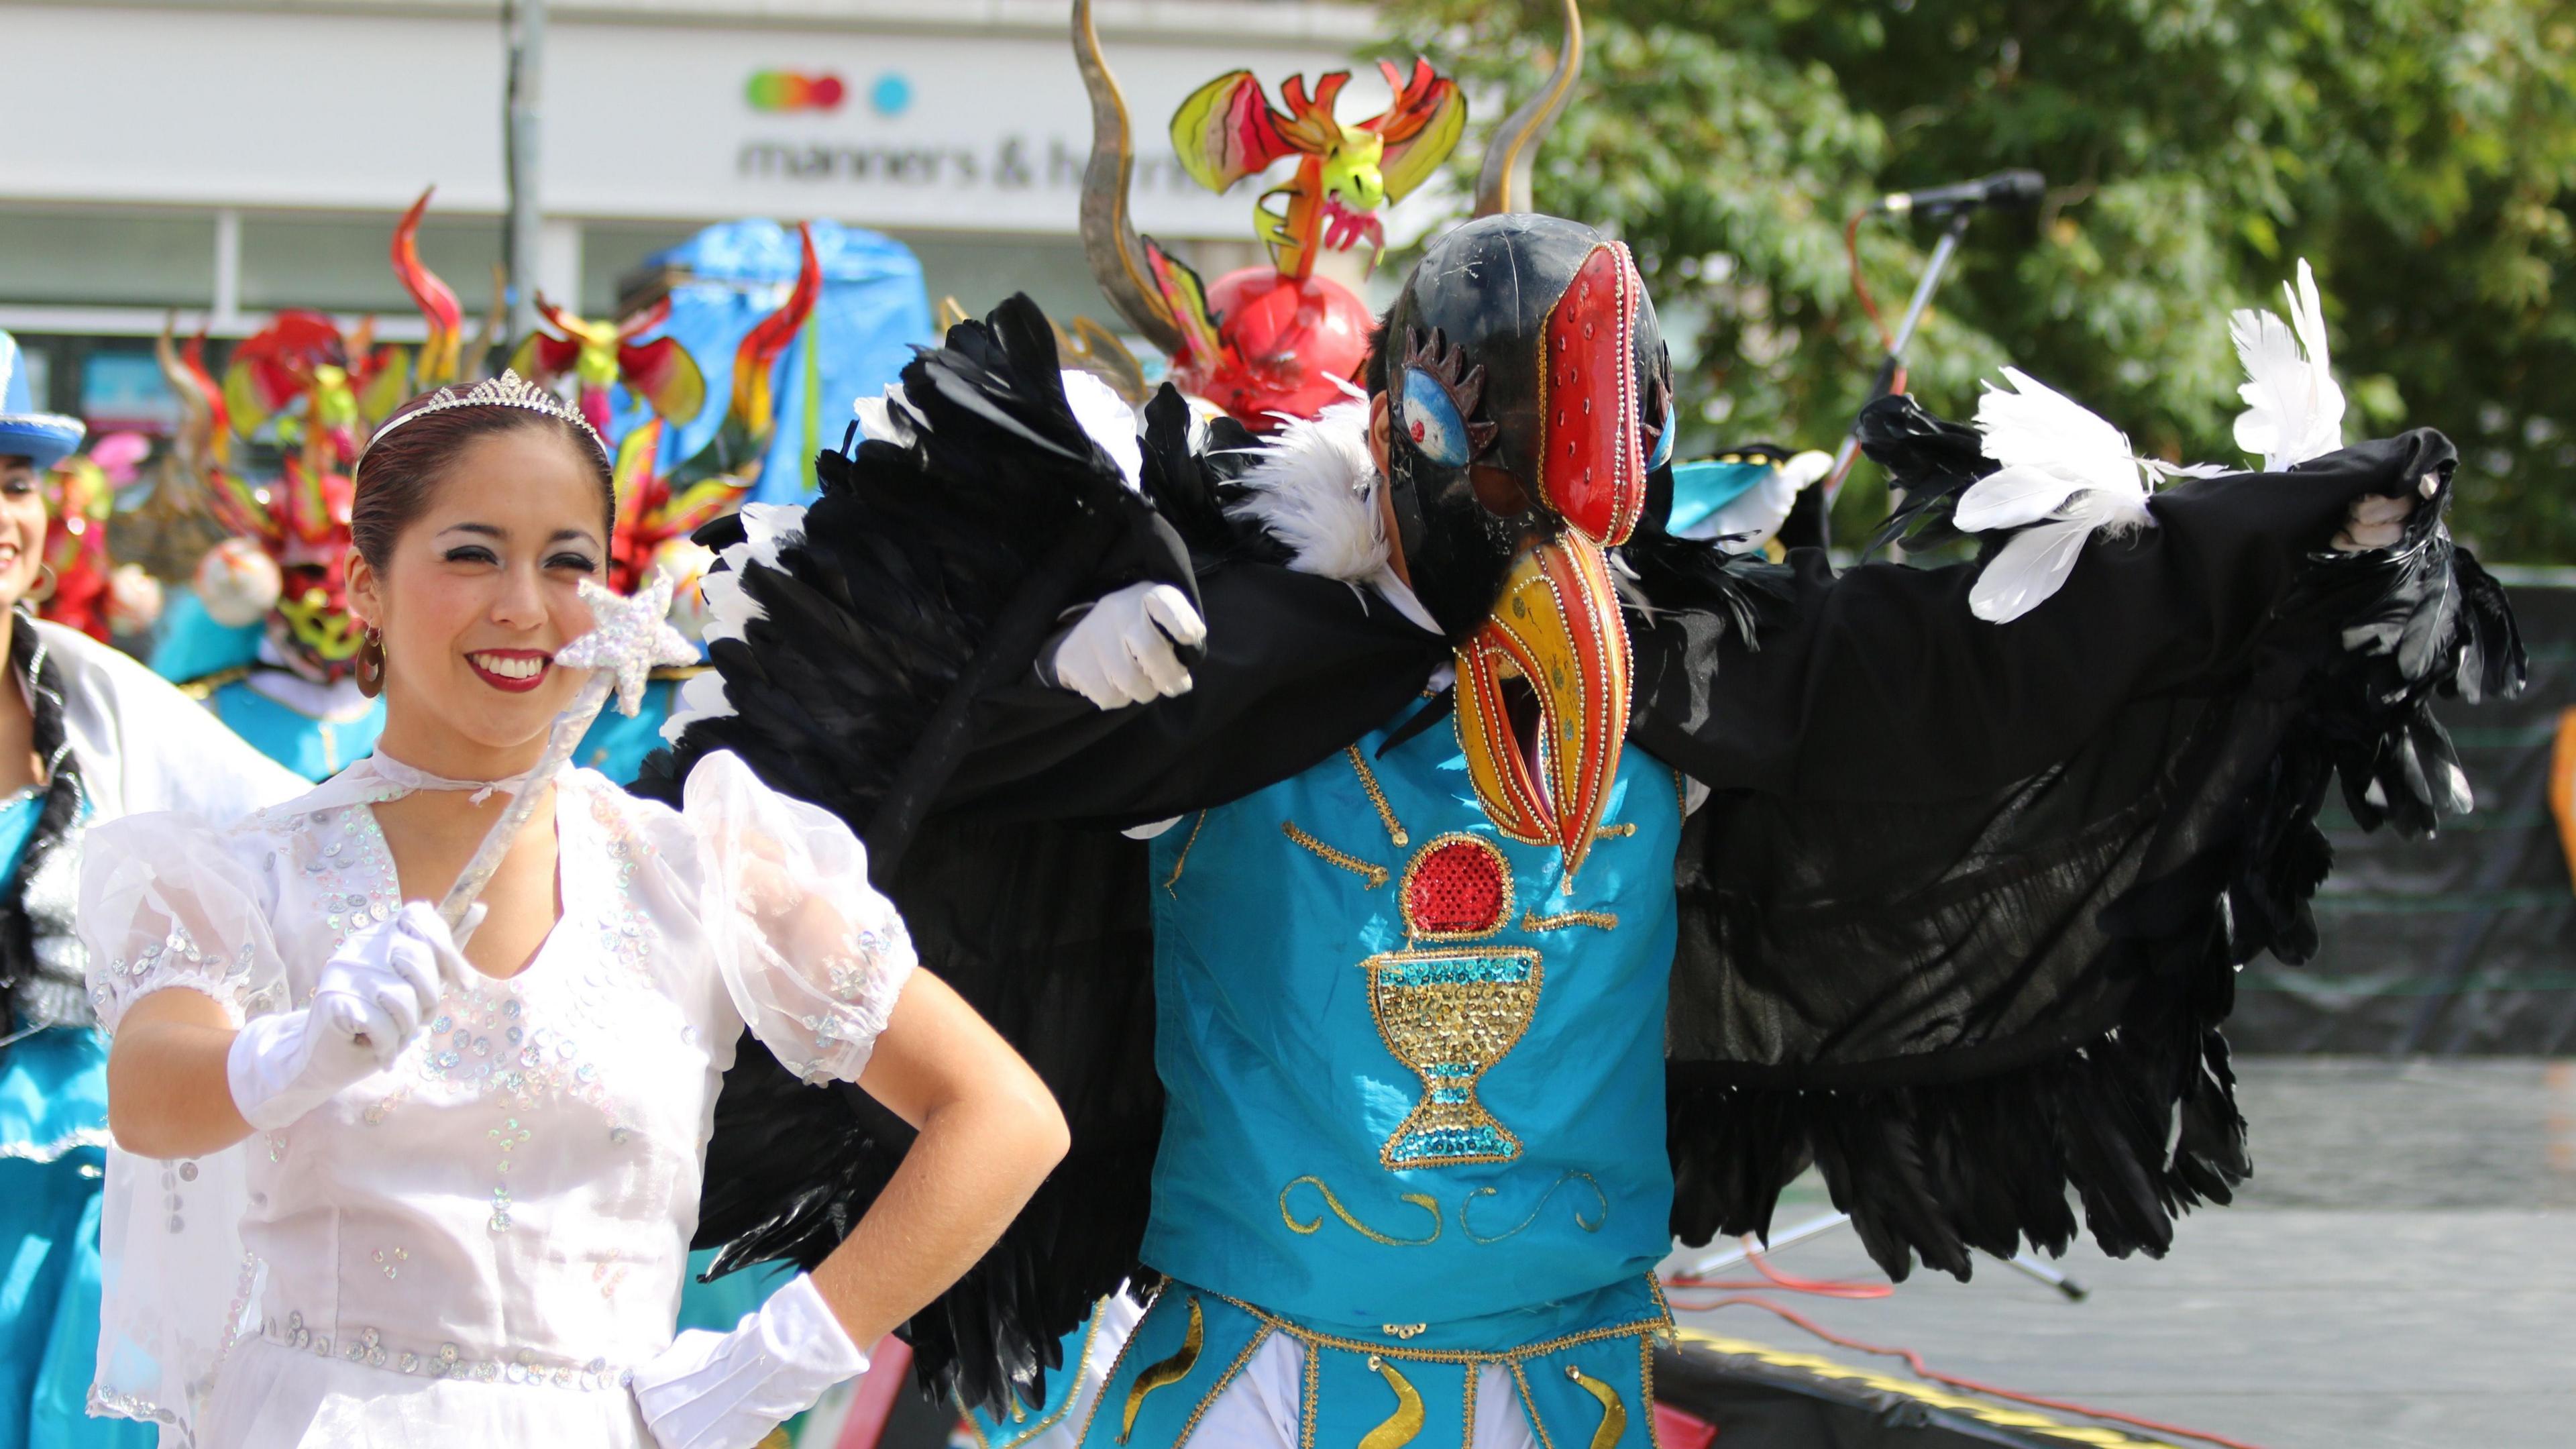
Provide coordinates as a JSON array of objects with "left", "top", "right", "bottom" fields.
[{"left": 1360, "top": 833, "right": 1542, "bottom": 1169}]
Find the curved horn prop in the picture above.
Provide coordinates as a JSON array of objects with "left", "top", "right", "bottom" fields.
[
  {"left": 1073, "top": 0, "right": 1183, "bottom": 354},
  {"left": 1471, "top": 0, "right": 1583, "bottom": 217}
]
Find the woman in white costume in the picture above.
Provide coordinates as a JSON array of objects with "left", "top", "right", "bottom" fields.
[
  {"left": 79, "top": 376, "right": 1069, "bottom": 1449},
  {"left": 0, "top": 327, "right": 305, "bottom": 1449}
]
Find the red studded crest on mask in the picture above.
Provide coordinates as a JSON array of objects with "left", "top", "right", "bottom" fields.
[{"left": 1534, "top": 243, "right": 1648, "bottom": 548}]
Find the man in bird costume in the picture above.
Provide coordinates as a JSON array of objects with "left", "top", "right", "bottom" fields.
[{"left": 643, "top": 5, "right": 2522, "bottom": 1448}]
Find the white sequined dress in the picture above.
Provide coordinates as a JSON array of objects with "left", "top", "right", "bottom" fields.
[{"left": 76, "top": 750, "right": 915, "bottom": 1448}]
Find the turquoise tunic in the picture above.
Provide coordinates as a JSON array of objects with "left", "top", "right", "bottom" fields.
[
  {"left": 1085, "top": 704, "right": 1682, "bottom": 1449},
  {"left": 0, "top": 792, "right": 150, "bottom": 1449}
]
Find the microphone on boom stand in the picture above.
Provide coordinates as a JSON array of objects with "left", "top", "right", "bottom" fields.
[
  {"left": 1776, "top": 169, "right": 2046, "bottom": 553},
  {"left": 1868, "top": 169, "right": 2047, "bottom": 217}
]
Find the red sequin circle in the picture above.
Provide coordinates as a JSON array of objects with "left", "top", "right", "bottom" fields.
[{"left": 1402, "top": 836, "right": 1511, "bottom": 938}]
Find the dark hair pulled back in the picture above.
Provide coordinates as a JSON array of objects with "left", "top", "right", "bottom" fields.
[{"left": 350, "top": 389, "right": 614, "bottom": 572}]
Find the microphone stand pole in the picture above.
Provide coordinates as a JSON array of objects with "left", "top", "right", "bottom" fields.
[{"left": 1817, "top": 208, "right": 1973, "bottom": 551}]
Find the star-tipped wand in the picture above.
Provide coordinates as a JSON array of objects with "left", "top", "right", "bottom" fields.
[{"left": 437, "top": 569, "right": 698, "bottom": 930}]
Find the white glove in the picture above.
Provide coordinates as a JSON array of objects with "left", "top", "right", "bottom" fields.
[
  {"left": 2332, "top": 474, "right": 2438, "bottom": 553},
  {"left": 225, "top": 900, "right": 476, "bottom": 1131},
  {"left": 633, "top": 1273, "right": 869, "bottom": 1449},
  {"left": 1045, "top": 581, "right": 1207, "bottom": 709}
]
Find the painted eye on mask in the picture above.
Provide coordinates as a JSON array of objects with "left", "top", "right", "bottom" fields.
[
  {"left": 1645, "top": 398, "right": 1676, "bottom": 472},
  {"left": 1401, "top": 366, "right": 1474, "bottom": 468}
]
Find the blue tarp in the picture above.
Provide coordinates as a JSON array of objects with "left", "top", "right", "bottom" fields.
[{"left": 612, "top": 220, "right": 932, "bottom": 504}]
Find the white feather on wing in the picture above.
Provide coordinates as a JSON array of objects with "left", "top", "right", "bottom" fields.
[
  {"left": 1960, "top": 368, "right": 2222, "bottom": 623},
  {"left": 2230, "top": 258, "right": 2345, "bottom": 472}
]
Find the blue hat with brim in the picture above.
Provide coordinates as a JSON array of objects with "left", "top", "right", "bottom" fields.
[{"left": 0, "top": 329, "right": 84, "bottom": 470}]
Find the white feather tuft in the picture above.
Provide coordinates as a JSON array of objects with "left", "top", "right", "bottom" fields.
[
  {"left": 694, "top": 567, "right": 763, "bottom": 649},
  {"left": 1970, "top": 516, "right": 2097, "bottom": 623},
  {"left": 1060, "top": 370, "right": 1144, "bottom": 492},
  {"left": 851, "top": 384, "right": 926, "bottom": 448},
  {"left": 1960, "top": 368, "right": 2222, "bottom": 622},
  {"left": 1226, "top": 401, "right": 1389, "bottom": 584},
  {"left": 660, "top": 667, "right": 736, "bottom": 742},
  {"left": 2230, "top": 257, "right": 2345, "bottom": 472}
]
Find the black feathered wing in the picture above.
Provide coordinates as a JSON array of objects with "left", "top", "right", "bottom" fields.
[{"left": 1634, "top": 395, "right": 2523, "bottom": 1280}]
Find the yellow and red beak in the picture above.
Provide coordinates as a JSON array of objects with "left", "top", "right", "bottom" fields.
[{"left": 1454, "top": 533, "right": 1631, "bottom": 876}]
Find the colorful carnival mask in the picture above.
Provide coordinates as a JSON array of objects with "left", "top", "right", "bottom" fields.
[
  {"left": 508, "top": 294, "right": 706, "bottom": 437},
  {"left": 1387, "top": 215, "right": 1669, "bottom": 876},
  {"left": 589, "top": 223, "right": 822, "bottom": 630},
  {"left": 1074, "top": 0, "right": 1464, "bottom": 429},
  {"left": 1382, "top": 0, "right": 1651, "bottom": 875},
  {"left": 174, "top": 189, "right": 473, "bottom": 681}
]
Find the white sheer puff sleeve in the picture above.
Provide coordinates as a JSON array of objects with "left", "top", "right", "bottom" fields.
[
  {"left": 79, "top": 810, "right": 287, "bottom": 1036},
  {"left": 680, "top": 751, "right": 916, "bottom": 1085},
  {"left": 74, "top": 811, "right": 281, "bottom": 1440}
]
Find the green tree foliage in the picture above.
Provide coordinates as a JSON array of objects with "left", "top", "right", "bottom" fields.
[{"left": 1375, "top": 0, "right": 2576, "bottom": 559}]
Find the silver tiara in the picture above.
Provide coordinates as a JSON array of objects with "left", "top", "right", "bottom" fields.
[{"left": 358, "top": 369, "right": 610, "bottom": 468}]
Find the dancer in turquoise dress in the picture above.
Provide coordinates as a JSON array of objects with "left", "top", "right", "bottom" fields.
[{"left": 0, "top": 328, "right": 305, "bottom": 1449}]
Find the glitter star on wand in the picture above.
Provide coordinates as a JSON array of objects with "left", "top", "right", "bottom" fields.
[{"left": 437, "top": 570, "right": 699, "bottom": 931}]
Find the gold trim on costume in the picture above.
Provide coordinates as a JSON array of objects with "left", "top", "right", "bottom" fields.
[
  {"left": 1520, "top": 908, "right": 1619, "bottom": 934},
  {"left": 1300, "top": 1328, "right": 1322, "bottom": 1449},
  {"left": 1566, "top": 1366, "right": 1626, "bottom": 1449},
  {"left": 1280, "top": 1175, "right": 1443, "bottom": 1246},
  {"left": 1118, "top": 1295, "right": 1204, "bottom": 1444},
  {"left": 1511, "top": 1361, "right": 1560, "bottom": 1449},
  {"left": 176, "top": 663, "right": 256, "bottom": 702},
  {"left": 1638, "top": 1336, "right": 1661, "bottom": 1449},
  {"left": 1346, "top": 745, "right": 1411, "bottom": 848},
  {"left": 1209, "top": 1287, "right": 1672, "bottom": 1368},
  {"left": 1071, "top": 1288, "right": 1159, "bottom": 1449},
  {"left": 1591, "top": 822, "right": 1636, "bottom": 840},
  {"left": 1161, "top": 811, "right": 1209, "bottom": 895},
  {"left": 1458, "top": 1361, "right": 1479, "bottom": 1449},
  {"left": 1176, "top": 1323, "right": 1275, "bottom": 1449},
  {"left": 955, "top": 1305, "right": 1116, "bottom": 1449},
  {"left": 1283, "top": 820, "right": 1389, "bottom": 889},
  {"left": 1358, "top": 1356, "right": 1427, "bottom": 1449}
]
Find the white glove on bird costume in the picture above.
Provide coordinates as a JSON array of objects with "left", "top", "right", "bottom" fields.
[
  {"left": 632, "top": 1273, "right": 870, "bottom": 1449},
  {"left": 2330, "top": 478, "right": 2434, "bottom": 553},
  {"left": 224, "top": 900, "right": 477, "bottom": 1131},
  {"left": 1044, "top": 580, "right": 1207, "bottom": 709}
]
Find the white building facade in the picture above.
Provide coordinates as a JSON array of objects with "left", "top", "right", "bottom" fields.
[{"left": 1, "top": 0, "right": 1383, "bottom": 422}]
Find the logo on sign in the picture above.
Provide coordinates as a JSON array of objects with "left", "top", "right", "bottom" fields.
[{"left": 745, "top": 70, "right": 847, "bottom": 113}]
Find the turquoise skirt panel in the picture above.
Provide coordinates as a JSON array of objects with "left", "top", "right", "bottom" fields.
[{"left": 0, "top": 1028, "right": 150, "bottom": 1449}]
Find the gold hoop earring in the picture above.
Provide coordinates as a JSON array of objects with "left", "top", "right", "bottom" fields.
[
  {"left": 23, "top": 564, "right": 55, "bottom": 606},
  {"left": 355, "top": 627, "right": 386, "bottom": 698}
]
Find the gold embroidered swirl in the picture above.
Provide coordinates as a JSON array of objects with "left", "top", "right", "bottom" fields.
[
  {"left": 1358, "top": 1356, "right": 1426, "bottom": 1449},
  {"left": 1279, "top": 1176, "right": 1442, "bottom": 1245},
  {"left": 1117, "top": 1296, "right": 1203, "bottom": 1443},
  {"left": 1462, "top": 1171, "right": 1609, "bottom": 1244}
]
